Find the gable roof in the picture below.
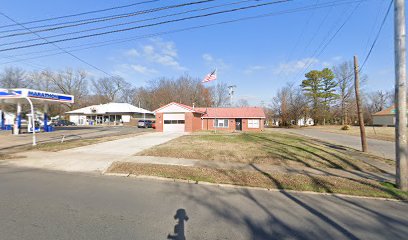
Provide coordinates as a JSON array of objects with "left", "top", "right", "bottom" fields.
[
  {"left": 66, "top": 103, "right": 153, "bottom": 115},
  {"left": 372, "top": 105, "right": 395, "bottom": 116},
  {"left": 196, "top": 107, "right": 266, "bottom": 119},
  {"left": 153, "top": 102, "right": 205, "bottom": 113}
]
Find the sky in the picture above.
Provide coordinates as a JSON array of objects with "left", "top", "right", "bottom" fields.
[{"left": 0, "top": 0, "right": 397, "bottom": 106}]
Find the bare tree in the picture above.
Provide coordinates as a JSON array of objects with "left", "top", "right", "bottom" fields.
[
  {"left": 211, "top": 82, "right": 229, "bottom": 107},
  {"left": 368, "top": 90, "right": 392, "bottom": 113},
  {"left": 236, "top": 99, "right": 250, "bottom": 107},
  {"left": 92, "top": 76, "right": 130, "bottom": 103},
  {"left": 0, "top": 67, "right": 30, "bottom": 88},
  {"left": 333, "top": 61, "right": 354, "bottom": 125},
  {"left": 43, "top": 68, "right": 89, "bottom": 109}
]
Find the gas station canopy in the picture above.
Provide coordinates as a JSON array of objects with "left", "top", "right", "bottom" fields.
[{"left": 0, "top": 88, "right": 74, "bottom": 104}]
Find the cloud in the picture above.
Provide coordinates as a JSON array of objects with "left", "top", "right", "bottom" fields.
[
  {"left": 274, "top": 58, "right": 319, "bottom": 75},
  {"left": 125, "top": 49, "right": 139, "bottom": 57},
  {"left": 202, "top": 53, "right": 228, "bottom": 70},
  {"left": 130, "top": 64, "right": 157, "bottom": 75},
  {"left": 244, "top": 65, "right": 266, "bottom": 74},
  {"left": 141, "top": 39, "right": 186, "bottom": 70}
]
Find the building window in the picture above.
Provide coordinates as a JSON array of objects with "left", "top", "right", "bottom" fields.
[
  {"left": 248, "top": 119, "right": 260, "bottom": 128},
  {"left": 214, "top": 119, "right": 229, "bottom": 128}
]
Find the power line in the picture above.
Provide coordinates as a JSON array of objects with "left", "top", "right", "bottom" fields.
[
  {"left": 0, "top": 12, "right": 114, "bottom": 77},
  {"left": 0, "top": 0, "right": 257, "bottom": 40},
  {"left": 0, "top": 0, "right": 215, "bottom": 36},
  {"left": 0, "top": 0, "right": 293, "bottom": 52},
  {"left": 0, "top": 0, "right": 367, "bottom": 64},
  {"left": 292, "top": 2, "right": 361, "bottom": 81},
  {"left": 0, "top": 0, "right": 161, "bottom": 29},
  {"left": 360, "top": 0, "right": 393, "bottom": 71}
]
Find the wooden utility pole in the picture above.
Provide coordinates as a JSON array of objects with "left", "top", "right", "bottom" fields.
[
  {"left": 353, "top": 56, "right": 368, "bottom": 152},
  {"left": 394, "top": 0, "right": 408, "bottom": 190}
]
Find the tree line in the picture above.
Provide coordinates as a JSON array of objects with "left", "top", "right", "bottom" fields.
[
  {"left": 0, "top": 67, "right": 231, "bottom": 116},
  {"left": 271, "top": 61, "right": 394, "bottom": 126}
]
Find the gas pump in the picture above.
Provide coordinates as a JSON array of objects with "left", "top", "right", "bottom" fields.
[{"left": 27, "top": 114, "right": 40, "bottom": 133}]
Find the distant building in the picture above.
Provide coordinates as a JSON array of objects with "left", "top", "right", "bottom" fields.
[
  {"left": 66, "top": 103, "right": 154, "bottom": 126},
  {"left": 372, "top": 105, "right": 401, "bottom": 126}
]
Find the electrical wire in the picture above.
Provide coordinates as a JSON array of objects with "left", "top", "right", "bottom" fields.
[
  {"left": 0, "top": 12, "right": 114, "bottom": 77},
  {"left": 0, "top": 0, "right": 292, "bottom": 52}
]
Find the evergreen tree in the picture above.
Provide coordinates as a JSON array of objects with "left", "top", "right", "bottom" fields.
[
  {"left": 301, "top": 70, "right": 322, "bottom": 124},
  {"left": 320, "top": 68, "right": 338, "bottom": 124}
]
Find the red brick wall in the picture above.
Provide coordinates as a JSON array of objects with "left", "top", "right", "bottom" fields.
[
  {"left": 202, "top": 118, "right": 236, "bottom": 132},
  {"left": 191, "top": 113, "right": 202, "bottom": 132},
  {"left": 241, "top": 118, "right": 264, "bottom": 132},
  {"left": 155, "top": 112, "right": 163, "bottom": 132}
]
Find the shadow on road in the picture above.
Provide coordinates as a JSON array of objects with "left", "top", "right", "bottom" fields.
[{"left": 167, "top": 208, "right": 189, "bottom": 240}]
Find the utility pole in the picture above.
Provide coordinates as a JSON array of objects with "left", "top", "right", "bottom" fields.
[
  {"left": 394, "top": 0, "right": 408, "bottom": 190},
  {"left": 353, "top": 55, "right": 367, "bottom": 153}
]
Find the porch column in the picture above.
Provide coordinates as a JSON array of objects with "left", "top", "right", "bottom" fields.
[
  {"left": 43, "top": 103, "right": 49, "bottom": 132},
  {"left": 14, "top": 101, "right": 22, "bottom": 135}
]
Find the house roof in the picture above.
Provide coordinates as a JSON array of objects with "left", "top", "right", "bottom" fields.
[
  {"left": 153, "top": 102, "right": 205, "bottom": 113},
  {"left": 372, "top": 105, "right": 395, "bottom": 116},
  {"left": 66, "top": 103, "right": 153, "bottom": 115},
  {"left": 196, "top": 107, "right": 266, "bottom": 119},
  {"left": 154, "top": 102, "right": 266, "bottom": 118}
]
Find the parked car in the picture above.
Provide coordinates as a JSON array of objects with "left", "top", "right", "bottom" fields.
[
  {"left": 138, "top": 120, "right": 153, "bottom": 128},
  {"left": 51, "top": 120, "right": 76, "bottom": 126},
  {"left": 151, "top": 121, "right": 156, "bottom": 129}
]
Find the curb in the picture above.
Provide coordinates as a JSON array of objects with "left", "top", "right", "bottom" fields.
[{"left": 103, "top": 172, "right": 408, "bottom": 202}]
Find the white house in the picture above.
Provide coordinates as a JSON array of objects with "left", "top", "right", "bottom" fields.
[
  {"left": 372, "top": 105, "right": 403, "bottom": 126},
  {"left": 66, "top": 103, "right": 154, "bottom": 126}
]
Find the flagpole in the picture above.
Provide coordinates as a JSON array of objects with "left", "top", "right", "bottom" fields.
[{"left": 214, "top": 68, "right": 217, "bottom": 134}]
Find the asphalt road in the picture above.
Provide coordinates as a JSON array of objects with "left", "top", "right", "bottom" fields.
[
  {"left": 0, "top": 166, "right": 406, "bottom": 240},
  {"left": 283, "top": 128, "right": 395, "bottom": 160}
]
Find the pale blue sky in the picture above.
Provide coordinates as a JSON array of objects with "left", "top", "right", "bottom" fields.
[{"left": 0, "top": 0, "right": 397, "bottom": 105}]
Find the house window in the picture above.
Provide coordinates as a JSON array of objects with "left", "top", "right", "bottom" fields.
[
  {"left": 248, "top": 119, "right": 260, "bottom": 128},
  {"left": 214, "top": 119, "right": 229, "bottom": 128}
]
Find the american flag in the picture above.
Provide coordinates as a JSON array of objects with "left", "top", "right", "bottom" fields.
[{"left": 202, "top": 69, "right": 217, "bottom": 83}]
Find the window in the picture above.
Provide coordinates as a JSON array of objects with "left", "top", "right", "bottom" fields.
[
  {"left": 177, "top": 120, "right": 185, "bottom": 124},
  {"left": 248, "top": 119, "right": 260, "bottom": 128},
  {"left": 164, "top": 120, "right": 171, "bottom": 124},
  {"left": 214, "top": 119, "right": 229, "bottom": 128}
]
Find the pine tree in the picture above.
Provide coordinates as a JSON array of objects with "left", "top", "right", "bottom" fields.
[
  {"left": 320, "top": 68, "right": 338, "bottom": 124},
  {"left": 301, "top": 70, "right": 322, "bottom": 124}
]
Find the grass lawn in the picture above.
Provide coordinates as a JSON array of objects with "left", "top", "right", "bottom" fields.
[
  {"left": 138, "top": 131, "right": 392, "bottom": 173},
  {"left": 309, "top": 125, "right": 398, "bottom": 142},
  {"left": 108, "top": 163, "right": 408, "bottom": 200},
  {"left": 106, "top": 131, "right": 408, "bottom": 199},
  {"left": 31, "top": 132, "right": 146, "bottom": 152}
]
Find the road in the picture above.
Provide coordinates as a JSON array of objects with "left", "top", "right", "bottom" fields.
[
  {"left": 282, "top": 128, "right": 395, "bottom": 160},
  {"left": 0, "top": 166, "right": 406, "bottom": 240},
  {"left": 0, "top": 126, "right": 151, "bottom": 154}
]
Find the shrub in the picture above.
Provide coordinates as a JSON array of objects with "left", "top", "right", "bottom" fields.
[{"left": 341, "top": 125, "right": 351, "bottom": 130}]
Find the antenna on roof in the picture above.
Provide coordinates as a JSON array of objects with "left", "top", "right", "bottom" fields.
[{"left": 228, "top": 85, "right": 236, "bottom": 107}]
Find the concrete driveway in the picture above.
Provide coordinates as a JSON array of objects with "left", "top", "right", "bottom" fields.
[
  {"left": 3, "top": 132, "right": 183, "bottom": 173},
  {"left": 281, "top": 128, "right": 395, "bottom": 160}
]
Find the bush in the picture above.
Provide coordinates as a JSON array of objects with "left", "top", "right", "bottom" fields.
[{"left": 341, "top": 125, "right": 351, "bottom": 130}]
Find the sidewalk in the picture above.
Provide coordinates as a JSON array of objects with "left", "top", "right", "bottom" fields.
[{"left": 2, "top": 132, "right": 183, "bottom": 173}]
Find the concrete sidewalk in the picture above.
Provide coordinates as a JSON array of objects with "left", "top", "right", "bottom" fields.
[{"left": 3, "top": 132, "right": 183, "bottom": 173}]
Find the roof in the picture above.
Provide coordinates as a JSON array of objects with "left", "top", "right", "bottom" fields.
[
  {"left": 372, "top": 106, "right": 395, "bottom": 116},
  {"left": 153, "top": 102, "right": 205, "bottom": 113},
  {"left": 66, "top": 103, "right": 153, "bottom": 115},
  {"left": 196, "top": 107, "right": 266, "bottom": 119}
]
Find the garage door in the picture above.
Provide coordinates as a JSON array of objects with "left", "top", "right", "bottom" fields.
[{"left": 163, "top": 113, "right": 185, "bottom": 132}]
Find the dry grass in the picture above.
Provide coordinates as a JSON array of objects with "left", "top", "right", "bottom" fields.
[
  {"left": 108, "top": 162, "right": 408, "bottom": 200},
  {"left": 32, "top": 132, "right": 146, "bottom": 152},
  {"left": 310, "top": 125, "right": 398, "bottom": 142},
  {"left": 138, "top": 131, "right": 392, "bottom": 173}
]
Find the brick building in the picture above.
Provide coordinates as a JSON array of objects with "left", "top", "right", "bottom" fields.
[{"left": 154, "top": 102, "right": 265, "bottom": 132}]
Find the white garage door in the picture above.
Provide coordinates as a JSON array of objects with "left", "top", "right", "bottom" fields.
[{"left": 163, "top": 113, "right": 185, "bottom": 132}]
